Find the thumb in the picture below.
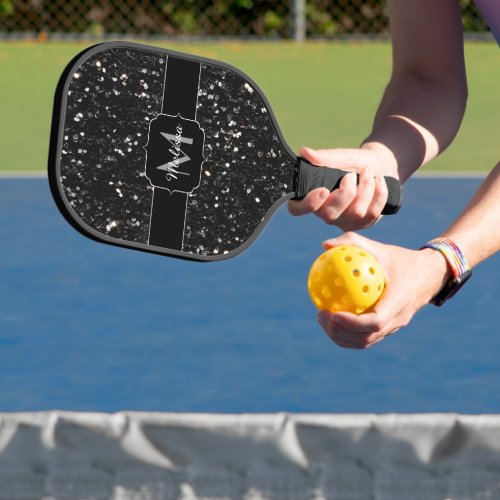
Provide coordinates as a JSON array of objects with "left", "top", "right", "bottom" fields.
[{"left": 322, "top": 231, "right": 369, "bottom": 250}]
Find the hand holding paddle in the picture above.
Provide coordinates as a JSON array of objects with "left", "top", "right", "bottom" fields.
[{"left": 289, "top": 146, "right": 399, "bottom": 231}]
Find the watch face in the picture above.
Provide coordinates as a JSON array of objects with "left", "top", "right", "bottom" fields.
[{"left": 433, "top": 269, "right": 472, "bottom": 306}]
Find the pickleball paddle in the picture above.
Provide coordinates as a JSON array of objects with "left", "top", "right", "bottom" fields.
[{"left": 49, "top": 41, "right": 402, "bottom": 261}]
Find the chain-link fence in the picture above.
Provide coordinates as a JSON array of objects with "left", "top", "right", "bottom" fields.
[{"left": 0, "top": 0, "right": 491, "bottom": 39}]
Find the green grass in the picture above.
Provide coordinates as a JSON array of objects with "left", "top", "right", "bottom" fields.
[{"left": 0, "top": 40, "right": 497, "bottom": 172}]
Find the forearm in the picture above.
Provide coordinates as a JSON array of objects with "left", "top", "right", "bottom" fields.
[
  {"left": 418, "top": 162, "right": 500, "bottom": 303},
  {"left": 362, "top": 73, "right": 467, "bottom": 183},
  {"left": 441, "top": 162, "right": 500, "bottom": 267},
  {"left": 361, "top": 0, "right": 467, "bottom": 183}
]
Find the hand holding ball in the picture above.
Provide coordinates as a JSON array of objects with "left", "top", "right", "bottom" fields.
[{"left": 308, "top": 245, "right": 385, "bottom": 314}]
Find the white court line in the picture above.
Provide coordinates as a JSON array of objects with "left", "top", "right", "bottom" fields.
[
  {"left": 0, "top": 171, "right": 47, "bottom": 178},
  {"left": 414, "top": 170, "right": 487, "bottom": 178}
]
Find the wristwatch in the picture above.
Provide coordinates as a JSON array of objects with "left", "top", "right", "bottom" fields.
[{"left": 421, "top": 238, "right": 472, "bottom": 306}]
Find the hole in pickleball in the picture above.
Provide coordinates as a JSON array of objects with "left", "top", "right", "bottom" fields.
[
  {"left": 313, "top": 271, "right": 321, "bottom": 282},
  {"left": 327, "top": 264, "right": 335, "bottom": 272},
  {"left": 322, "top": 286, "right": 332, "bottom": 299},
  {"left": 369, "top": 267, "right": 375, "bottom": 275},
  {"left": 334, "top": 277, "right": 344, "bottom": 287},
  {"left": 333, "top": 303, "right": 342, "bottom": 311},
  {"left": 378, "top": 284, "right": 382, "bottom": 291},
  {"left": 342, "top": 295, "right": 351, "bottom": 304},
  {"left": 356, "top": 306, "right": 366, "bottom": 314},
  {"left": 359, "top": 252, "right": 366, "bottom": 257},
  {"left": 362, "top": 285, "right": 369, "bottom": 293},
  {"left": 344, "top": 256, "right": 352, "bottom": 262},
  {"left": 352, "top": 269, "right": 360, "bottom": 277}
]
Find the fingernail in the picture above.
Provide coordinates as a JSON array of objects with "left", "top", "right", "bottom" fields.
[{"left": 318, "top": 189, "right": 329, "bottom": 200}]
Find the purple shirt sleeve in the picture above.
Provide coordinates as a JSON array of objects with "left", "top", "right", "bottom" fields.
[{"left": 473, "top": 0, "right": 500, "bottom": 45}]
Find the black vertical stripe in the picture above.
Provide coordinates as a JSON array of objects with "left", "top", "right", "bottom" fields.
[
  {"left": 148, "top": 57, "right": 202, "bottom": 251},
  {"left": 162, "top": 57, "right": 201, "bottom": 119},
  {"left": 148, "top": 189, "right": 188, "bottom": 250}
]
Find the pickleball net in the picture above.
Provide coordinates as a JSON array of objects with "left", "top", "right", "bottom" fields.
[{"left": 1, "top": 412, "right": 500, "bottom": 499}]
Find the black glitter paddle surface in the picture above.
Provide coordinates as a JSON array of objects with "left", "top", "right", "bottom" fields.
[{"left": 49, "top": 42, "right": 401, "bottom": 261}]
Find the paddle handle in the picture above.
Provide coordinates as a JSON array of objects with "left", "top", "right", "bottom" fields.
[{"left": 293, "top": 157, "right": 402, "bottom": 215}]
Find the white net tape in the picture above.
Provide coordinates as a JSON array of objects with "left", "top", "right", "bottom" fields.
[{"left": 0, "top": 412, "right": 500, "bottom": 499}]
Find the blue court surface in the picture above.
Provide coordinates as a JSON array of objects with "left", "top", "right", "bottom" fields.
[{"left": 0, "top": 176, "right": 498, "bottom": 413}]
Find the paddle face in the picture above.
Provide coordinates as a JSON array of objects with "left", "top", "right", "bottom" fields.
[{"left": 49, "top": 41, "right": 297, "bottom": 261}]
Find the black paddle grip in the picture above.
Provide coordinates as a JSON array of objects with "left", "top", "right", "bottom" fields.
[{"left": 293, "top": 157, "right": 402, "bottom": 215}]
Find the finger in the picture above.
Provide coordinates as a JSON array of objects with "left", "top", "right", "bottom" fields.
[
  {"left": 322, "top": 231, "right": 370, "bottom": 251},
  {"left": 331, "top": 318, "right": 390, "bottom": 349},
  {"left": 315, "top": 172, "right": 357, "bottom": 224},
  {"left": 332, "top": 289, "right": 403, "bottom": 339},
  {"left": 299, "top": 147, "right": 367, "bottom": 171},
  {"left": 330, "top": 311, "right": 385, "bottom": 335},
  {"left": 319, "top": 311, "right": 373, "bottom": 349},
  {"left": 319, "top": 310, "right": 391, "bottom": 349},
  {"left": 364, "top": 174, "right": 389, "bottom": 223},
  {"left": 342, "top": 164, "right": 376, "bottom": 221},
  {"left": 288, "top": 187, "right": 330, "bottom": 216},
  {"left": 329, "top": 327, "right": 380, "bottom": 349},
  {"left": 321, "top": 323, "right": 365, "bottom": 349},
  {"left": 331, "top": 336, "right": 364, "bottom": 349}
]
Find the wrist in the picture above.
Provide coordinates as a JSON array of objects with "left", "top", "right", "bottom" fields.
[
  {"left": 417, "top": 248, "right": 453, "bottom": 303},
  {"left": 361, "top": 141, "right": 399, "bottom": 178}
]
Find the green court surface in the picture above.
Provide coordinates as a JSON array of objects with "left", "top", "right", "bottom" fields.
[{"left": 0, "top": 40, "right": 497, "bottom": 173}]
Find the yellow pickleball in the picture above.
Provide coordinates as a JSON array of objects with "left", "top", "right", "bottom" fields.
[{"left": 308, "top": 245, "right": 385, "bottom": 314}]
